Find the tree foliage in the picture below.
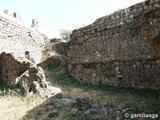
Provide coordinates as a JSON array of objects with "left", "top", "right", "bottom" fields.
[{"left": 60, "top": 29, "right": 72, "bottom": 41}]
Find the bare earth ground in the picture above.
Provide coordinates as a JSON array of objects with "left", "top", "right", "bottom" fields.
[{"left": 0, "top": 96, "right": 46, "bottom": 120}]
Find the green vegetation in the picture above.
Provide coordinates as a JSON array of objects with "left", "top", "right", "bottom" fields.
[
  {"left": 60, "top": 29, "right": 72, "bottom": 41},
  {"left": 123, "top": 18, "right": 142, "bottom": 37},
  {"left": 0, "top": 80, "right": 46, "bottom": 120},
  {"left": 44, "top": 42, "right": 53, "bottom": 51},
  {"left": 44, "top": 64, "right": 160, "bottom": 114},
  {"left": 0, "top": 61, "right": 159, "bottom": 120},
  {"left": 0, "top": 80, "right": 22, "bottom": 97}
]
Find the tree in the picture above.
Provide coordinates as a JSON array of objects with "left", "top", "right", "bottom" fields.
[{"left": 60, "top": 29, "right": 72, "bottom": 41}]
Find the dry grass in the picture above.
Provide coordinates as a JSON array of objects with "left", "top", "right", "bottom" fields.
[
  {"left": 0, "top": 94, "right": 46, "bottom": 120},
  {"left": 0, "top": 65, "right": 159, "bottom": 120},
  {"left": 45, "top": 65, "right": 160, "bottom": 114}
]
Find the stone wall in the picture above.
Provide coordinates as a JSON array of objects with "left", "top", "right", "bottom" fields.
[
  {"left": 0, "top": 10, "right": 45, "bottom": 86},
  {"left": 0, "top": 10, "right": 45, "bottom": 64},
  {"left": 53, "top": 42, "right": 68, "bottom": 56},
  {"left": 68, "top": 0, "right": 160, "bottom": 89},
  {"left": 0, "top": 52, "right": 30, "bottom": 85}
]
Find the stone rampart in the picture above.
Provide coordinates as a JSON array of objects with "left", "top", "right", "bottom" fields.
[
  {"left": 0, "top": 10, "right": 45, "bottom": 86},
  {"left": 0, "top": 10, "right": 45, "bottom": 63},
  {"left": 68, "top": 0, "right": 160, "bottom": 89}
]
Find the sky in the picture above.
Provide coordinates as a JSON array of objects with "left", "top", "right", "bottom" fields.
[{"left": 0, "top": 0, "right": 144, "bottom": 38}]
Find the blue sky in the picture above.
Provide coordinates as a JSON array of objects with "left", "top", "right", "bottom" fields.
[{"left": 0, "top": 0, "right": 143, "bottom": 38}]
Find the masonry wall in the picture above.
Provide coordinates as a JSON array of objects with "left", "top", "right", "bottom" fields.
[
  {"left": 0, "top": 11, "right": 45, "bottom": 85},
  {"left": 0, "top": 52, "right": 30, "bottom": 85},
  {"left": 0, "top": 11, "right": 45, "bottom": 64},
  {"left": 53, "top": 42, "right": 68, "bottom": 56},
  {"left": 68, "top": 0, "right": 160, "bottom": 89}
]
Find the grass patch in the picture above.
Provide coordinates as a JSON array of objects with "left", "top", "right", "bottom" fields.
[
  {"left": 44, "top": 65, "right": 160, "bottom": 114},
  {"left": 0, "top": 81, "right": 47, "bottom": 120},
  {"left": 0, "top": 63, "right": 159, "bottom": 120},
  {"left": 44, "top": 42, "right": 53, "bottom": 51},
  {"left": 0, "top": 81, "right": 22, "bottom": 97}
]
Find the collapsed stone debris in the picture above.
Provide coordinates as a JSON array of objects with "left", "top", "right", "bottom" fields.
[
  {"left": 35, "top": 94, "right": 135, "bottom": 120},
  {"left": 0, "top": 52, "right": 60, "bottom": 97}
]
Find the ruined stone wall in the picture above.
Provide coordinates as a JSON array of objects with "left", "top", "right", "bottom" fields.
[
  {"left": 53, "top": 42, "right": 68, "bottom": 56},
  {"left": 0, "top": 52, "right": 30, "bottom": 85},
  {"left": 0, "top": 11, "right": 45, "bottom": 64},
  {"left": 68, "top": 0, "right": 160, "bottom": 89},
  {"left": 0, "top": 11, "right": 45, "bottom": 86}
]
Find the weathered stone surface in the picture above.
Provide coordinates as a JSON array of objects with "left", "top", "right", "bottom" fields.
[
  {"left": 47, "top": 110, "right": 58, "bottom": 118},
  {"left": 50, "top": 93, "right": 63, "bottom": 99},
  {"left": 0, "top": 52, "right": 59, "bottom": 97},
  {"left": 0, "top": 52, "right": 30, "bottom": 85},
  {"left": 38, "top": 96, "right": 132, "bottom": 120},
  {"left": 0, "top": 10, "right": 49, "bottom": 94},
  {"left": 71, "top": 108, "right": 78, "bottom": 115},
  {"left": 0, "top": 11, "right": 45, "bottom": 64},
  {"left": 68, "top": 0, "right": 160, "bottom": 89},
  {"left": 53, "top": 42, "right": 69, "bottom": 56}
]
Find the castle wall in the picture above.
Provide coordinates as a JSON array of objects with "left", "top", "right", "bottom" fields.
[
  {"left": 68, "top": 0, "right": 160, "bottom": 89},
  {"left": 0, "top": 11, "right": 45, "bottom": 86},
  {"left": 0, "top": 11, "right": 45, "bottom": 64}
]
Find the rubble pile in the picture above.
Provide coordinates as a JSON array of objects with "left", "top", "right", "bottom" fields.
[{"left": 0, "top": 52, "right": 60, "bottom": 97}]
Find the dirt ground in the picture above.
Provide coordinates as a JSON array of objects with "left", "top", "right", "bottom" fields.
[{"left": 0, "top": 96, "right": 46, "bottom": 120}]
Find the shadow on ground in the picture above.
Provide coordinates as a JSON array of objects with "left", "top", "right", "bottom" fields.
[{"left": 21, "top": 57, "right": 160, "bottom": 120}]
